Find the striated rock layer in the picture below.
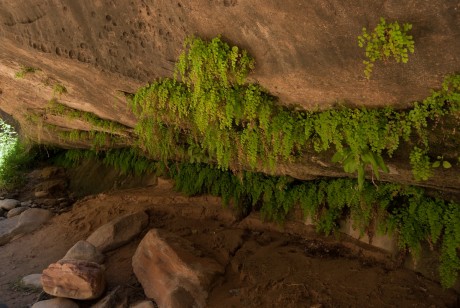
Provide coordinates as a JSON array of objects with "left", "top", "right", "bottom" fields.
[{"left": 0, "top": 1, "right": 458, "bottom": 193}]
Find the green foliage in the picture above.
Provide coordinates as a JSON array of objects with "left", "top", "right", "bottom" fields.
[
  {"left": 440, "top": 202, "right": 460, "bottom": 288},
  {"left": 130, "top": 36, "right": 459, "bottom": 186},
  {"left": 56, "top": 128, "right": 125, "bottom": 150},
  {"left": 0, "top": 141, "right": 40, "bottom": 189},
  {"left": 0, "top": 119, "right": 18, "bottom": 167},
  {"left": 53, "top": 149, "right": 98, "bottom": 167},
  {"left": 52, "top": 83, "right": 67, "bottom": 97},
  {"left": 358, "top": 18, "right": 415, "bottom": 79},
  {"left": 332, "top": 146, "right": 388, "bottom": 190},
  {"left": 409, "top": 147, "right": 432, "bottom": 181},
  {"left": 102, "top": 148, "right": 159, "bottom": 176},
  {"left": 14, "top": 66, "right": 39, "bottom": 79},
  {"left": 432, "top": 156, "right": 452, "bottom": 169},
  {"left": 0, "top": 120, "right": 43, "bottom": 189},
  {"left": 55, "top": 146, "right": 460, "bottom": 288},
  {"left": 46, "top": 99, "right": 129, "bottom": 133}
]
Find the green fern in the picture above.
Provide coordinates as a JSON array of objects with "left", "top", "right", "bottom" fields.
[{"left": 358, "top": 18, "right": 415, "bottom": 79}]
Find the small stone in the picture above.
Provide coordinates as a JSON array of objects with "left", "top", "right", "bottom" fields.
[
  {"left": 87, "top": 211, "right": 149, "bottom": 253},
  {"left": 20, "top": 200, "right": 32, "bottom": 207},
  {"left": 0, "top": 199, "right": 19, "bottom": 210},
  {"left": 21, "top": 273, "right": 43, "bottom": 289},
  {"left": 6, "top": 206, "right": 28, "bottom": 218},
  {"left": 34, "top": 191, "right": 49, "bottom": 198},
  {"left": 16, "top": 209, "right": 52, "bottom": 233},
  {"left": 62, "top": 240, "right": 104, "bottom": 264},
  {"left": 31, "top": 297, "right": 79, "bottom": 308},
  {"left": 41, "top": 260, "right": 105, "bottom": 300}
]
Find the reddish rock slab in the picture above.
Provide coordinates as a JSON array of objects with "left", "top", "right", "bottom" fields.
[
  {"left": 132, "top": 229, "right": 224, "bottom": 308},
  {"left": 41, "top": 260, "right": 105, "bottom": 300}
]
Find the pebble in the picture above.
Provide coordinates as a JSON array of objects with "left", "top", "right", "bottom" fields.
[
  {"left": 0, "top": 199, "right": 20, "bottom": 211},
  {"left": 34, "top": 191, "right": 48, "bottom": 198},
  {"left": 21, "top": 273, "right": 43, "bottom": 289},
  {"left": 20, "top": 200, "right": 32, "bottom": 207}
]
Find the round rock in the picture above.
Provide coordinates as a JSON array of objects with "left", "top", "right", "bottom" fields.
[
  {"left": 0, "top": 199, "right": 19, "bottom": 211},
  {"left": 21, "top": 273, "right": 43, "bottom": 289}
]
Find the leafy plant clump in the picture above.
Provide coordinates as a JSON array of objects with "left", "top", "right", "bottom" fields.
[
  {"left": 24, "top": 99, "right": 133, "bottom": 150},
  {"left": 46, "top": 99, "right": 130, "bottom": 134},
  {"left": 52, "top": 83, "right": 67, "bottom": 97},
  {"left": 0, "top": 140, "right": 40, "bottom": 190},
  {"left": 56, "top": 148, "right": 460, "bottom": 288},
  {"left": 14, "top": 66, "right": 39, "bottom": 79},
  {"left": 130, "top": 36, "right": 459, "bottom": 189},
  {"left": 358, "top": 18, "right": 415, "bottom": 79}
]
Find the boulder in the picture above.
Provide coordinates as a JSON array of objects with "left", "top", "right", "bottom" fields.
[
  {"left": 31, "top": 298, "right": 79, "bottom": 308},
  {"left": 62, "top": 240, "right": 104, "bottom": 264},
  {"left": 0, "top": 199, "right": 19, "bottom": 210},
  {"left": 132, "top": 229, "right": 224, "bottom": 308},
  {"left": 15, "top": 208, "right": 52, "bottom": 233},
  {"left": 41, "top": 260, "right": 105, "bottom": 300},
  {"left": 0, "top": 215, "right": 20, "bottom": 245},
  {"left": 21, "top": 273, "right": 43, "bottom": 289},
  {"left": 87, "top": 211, "right": 149, "bottom": 253},
  {"left": 0, "top": 208, "right": 52, "bottom": 246},
  {"left": 6, "top": 206, "right": 28, "bottom": 218}
]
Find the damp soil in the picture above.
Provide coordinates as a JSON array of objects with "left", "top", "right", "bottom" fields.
[{"left": 0, "top": 176, "right": 458, "bottom": 307}]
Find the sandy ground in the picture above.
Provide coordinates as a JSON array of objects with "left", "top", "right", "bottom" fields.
[{"left": 0, "top": 179, "right": 458, "bottom": 308}]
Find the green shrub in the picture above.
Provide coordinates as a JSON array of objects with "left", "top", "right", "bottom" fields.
[
  {"left": 14, "top": 66, "right": 39, "bottom": 79},
  {"left": 130, "top": 36, "right": 459, "bottom": 187},
  {"left": 358, "top": 18, "right": 415, "bottom": 79},
  {"left": 52, "top": 83, "right": 67, "bottom": 97},
  {"left": 0, "top": 140, "right": 38, "bottom": 189}
]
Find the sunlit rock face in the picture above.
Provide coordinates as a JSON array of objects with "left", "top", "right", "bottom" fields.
[{"left": 0, "top": 1, "right": 458, "bottom": 193}]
